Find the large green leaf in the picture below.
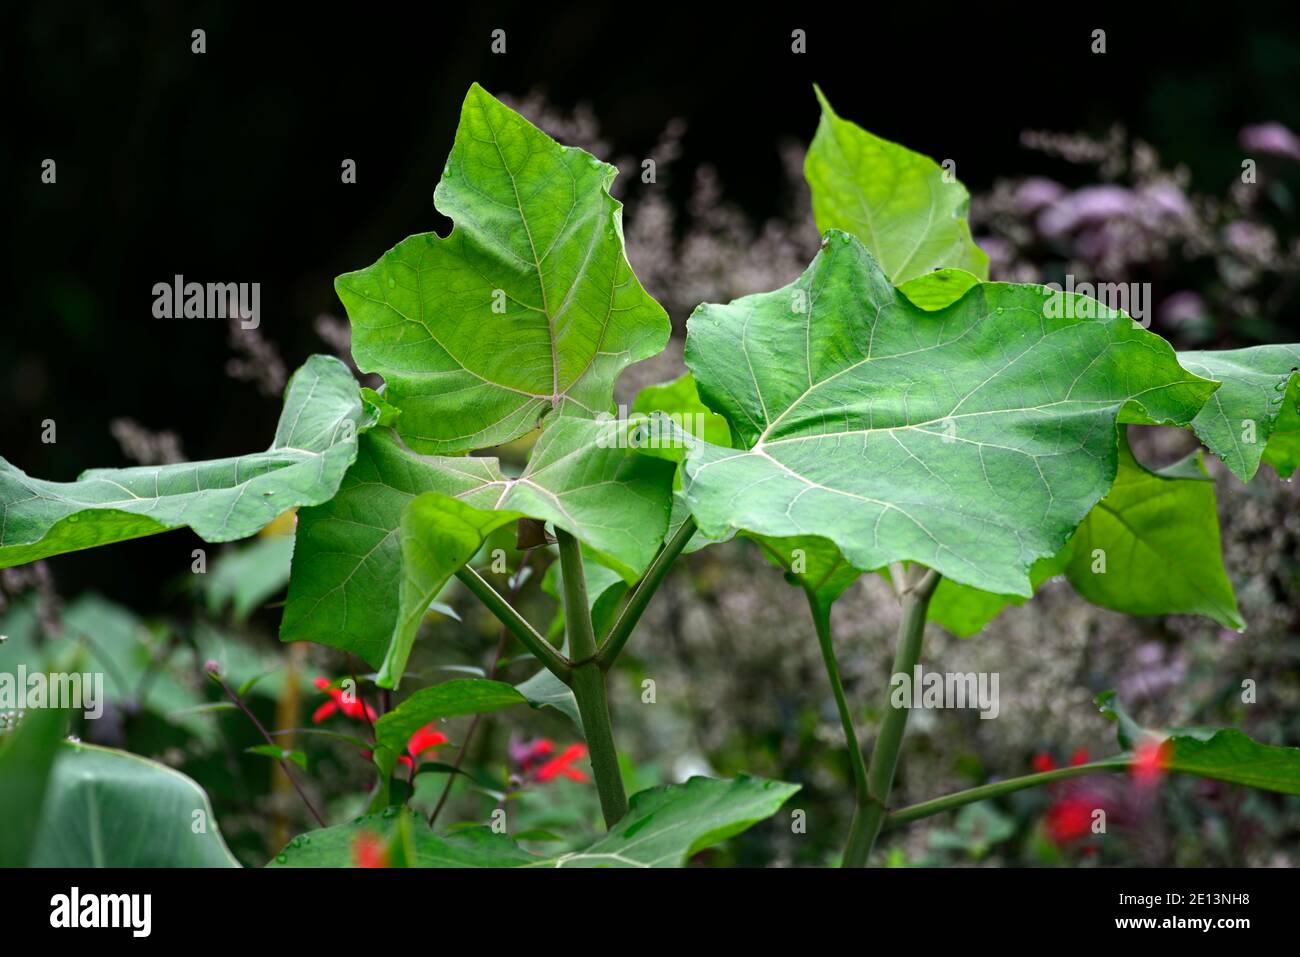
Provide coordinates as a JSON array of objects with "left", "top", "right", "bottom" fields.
[
  {"left": 1175, "top": 346, "right": 1300, "bottom": 482},
  {"left": 0, "top": 704, "right": 68, "bottom": 866},
  {"left": 679, "top": 232, "right": 1215, "bottom": 597},
  {"left": 1064, "top": 436, "right": 1242, "bottom": 629},
  {"left": 271, "top": 775, "right": 798, "bottom": 867},
  {"left": 0, "top": 355, "right": 364, "bottom": 568},
  {"left": 374, "top": 678, "right": 527, "bottom": 752},
  {"left": 27, "top": 742, "right": 241, "bottom": 866},
  {"left": 805, "top": 87, "right": 988, "bottom": 285},
  {"left": 337, "top": 83, "right": 669, "bottom": 455},
  {"left": 282, "top": 417, "right": 673, "bottom": 671},
  {"left": 1097, "top": 692, "right": 1300, "bottom": 795}
]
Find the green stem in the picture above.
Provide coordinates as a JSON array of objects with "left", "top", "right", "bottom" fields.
[
  {"left": 803, "top": 589, "right": 873, "bottom": 868},
  {"left": 847, "top": 565, "right": 941, "bottom": 866},
  {"left": 598, "top": 516, "right": 697, "bottom": 668},
  {"left": 454, "top": 566, "right": 569, "bottom": 680},
  {"left": 886, "top": 757, "right": 1130, "bottom": 826},
  {"left": 556, "top": 529, "right": 629, "bottom": 827}
]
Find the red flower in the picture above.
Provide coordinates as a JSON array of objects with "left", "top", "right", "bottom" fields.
[
  {"left": 534, "top": 743, "right": 589, "bottom": 783},
  {"left": 1032, "top": 751, "right": 1056, "bottom": 774},
  {"left": 1131, "top": 736, "right": 1171, "bottom": 787},
  {"left": 1045, "top": 795, "right": 1096, "bottom": 844},
  {"left": 1069, "top": 747, "right": 1091, "bottom": 767},
  {"left": 311, "top": 677, "right": 377, "bottom": 724},
  {"left": 352, "top": 831, "right": 387, "bottom": 868},
  {"left": 397, "top": 724, "right": 450, "bottom": 770}
]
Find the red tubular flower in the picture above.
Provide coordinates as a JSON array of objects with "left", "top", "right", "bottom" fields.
[
  {"left": 1032, "top": 751, "right": 1056, "bottom": 774},
  {"left": 352, "top": 831, "right": 388, "bottom": 868},
  {"left": 397, "top": 724, "right": 450, "bottom": 769},
  {"left": 534, "top": 743, "right": 589, "bottom": 783},
  {"left": 311, "top": 677, "right": 377, "bottom": 724},
  {"left": 1045, "top": 795, "right": 1095, "bottom": 844},
  {"left": 1069, "top": 747, "right": 1091, "bottom": 767}
]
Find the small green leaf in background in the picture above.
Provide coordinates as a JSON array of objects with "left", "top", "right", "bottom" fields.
[
  {"left": 271, "top": 774, "right": 799, "bottom": 867},
  {"left": 245, "top": 745, "right": 308, "bottom": 771},
  {"left": 0, "top": 355, "right": 364, "bottom": 568},
  {"left": 805, "top": 86, "right": 988, "bottom": 285},
  {"left": 203, "top": 534, "right": 295, "bottom": 622},
  {"left": 337, "top": 83, "right": 669, "bottom": 455}
]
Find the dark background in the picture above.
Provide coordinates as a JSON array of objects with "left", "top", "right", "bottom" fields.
[{"left": 4, "top": 1, "right": 1299, "bottom": 604}]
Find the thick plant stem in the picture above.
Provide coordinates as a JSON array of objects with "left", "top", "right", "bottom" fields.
[
  {"left": 599, "top": 516, "right": 696, "bottom": 667},
  {"left": 556, "top": 529, "right": 629, "bottom": 827},
  {"left": 846, "top": 565, "right": 941, "bottom": 866},
  {"left": 569, "top": 662, "right": 629, "bottom": 826},
  {"left": 803, "top": 589, "right": 872, "bottom": 868},
  {"left": 455, "top": 566, "right": 569, "bottom": 680}
]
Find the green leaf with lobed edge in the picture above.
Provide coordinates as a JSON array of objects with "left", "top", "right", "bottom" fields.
[
  {"left": 271, "top": 774, "right": 799, "bottom": 867},
  {"left": 679, "top": 231, "right": 1216, "bottom": 597},
  {"left": 1097, "top": 692, "right": 1300, "bottom": 795},
  {"left": 336, "top": 83, "right": 669, "bottom": 455},
  {"left": 1174, "top": 345, "right": 1300, "bottom": 482},
  {"left": 805, "top": 87, "right": 988, "bottom": 285},
  {"left": 0, "top": 355, "right": 364, "bottom": 569},
  {"left": 282, "top": 416, "right": 673, "bottom": 674}
]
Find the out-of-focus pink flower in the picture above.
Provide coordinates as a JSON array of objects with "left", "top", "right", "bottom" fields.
[
  {"left": 510, "top": 737, "right": 556, "bottom": 774},
  {"left": 1013, "top": 177, "right": 1066, "bottom": 215},
  {"left": 1158, "top": 291, "right": 1208, "bottom": 328},
  {"left": 1239, "top": 122, "right": 1300, "bottom": 162},
  {"left": 1138, "top": 181, "right": 1193, "bottom": 221},
  {"left": 1037, "top": 185, "right": 1135, "bottom": 237}
]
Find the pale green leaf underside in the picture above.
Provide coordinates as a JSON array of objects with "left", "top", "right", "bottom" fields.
[
  {"left": 681, "top": 232, "right": 1216, "bottom": 597},
  {"left": 271, "top": 775, "right": 799, "bottom": 868},
  {"left": 1176, "top": 345, "right": 1300, "bottom": 482},
  {"left": 0, "top": 355, "right": 364, "bottom": 569},
  {"left": 29, "top": 743, "right": 240, "bottom": 867},
  {"left": 282, "top": 416, "right": 673, "bottom": 671},
  {"left": 805, "top": 87, "right": 988, "bottom": 286},
  {"left": 337, "top": 83, "right": 669, "bottom": 455}
]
